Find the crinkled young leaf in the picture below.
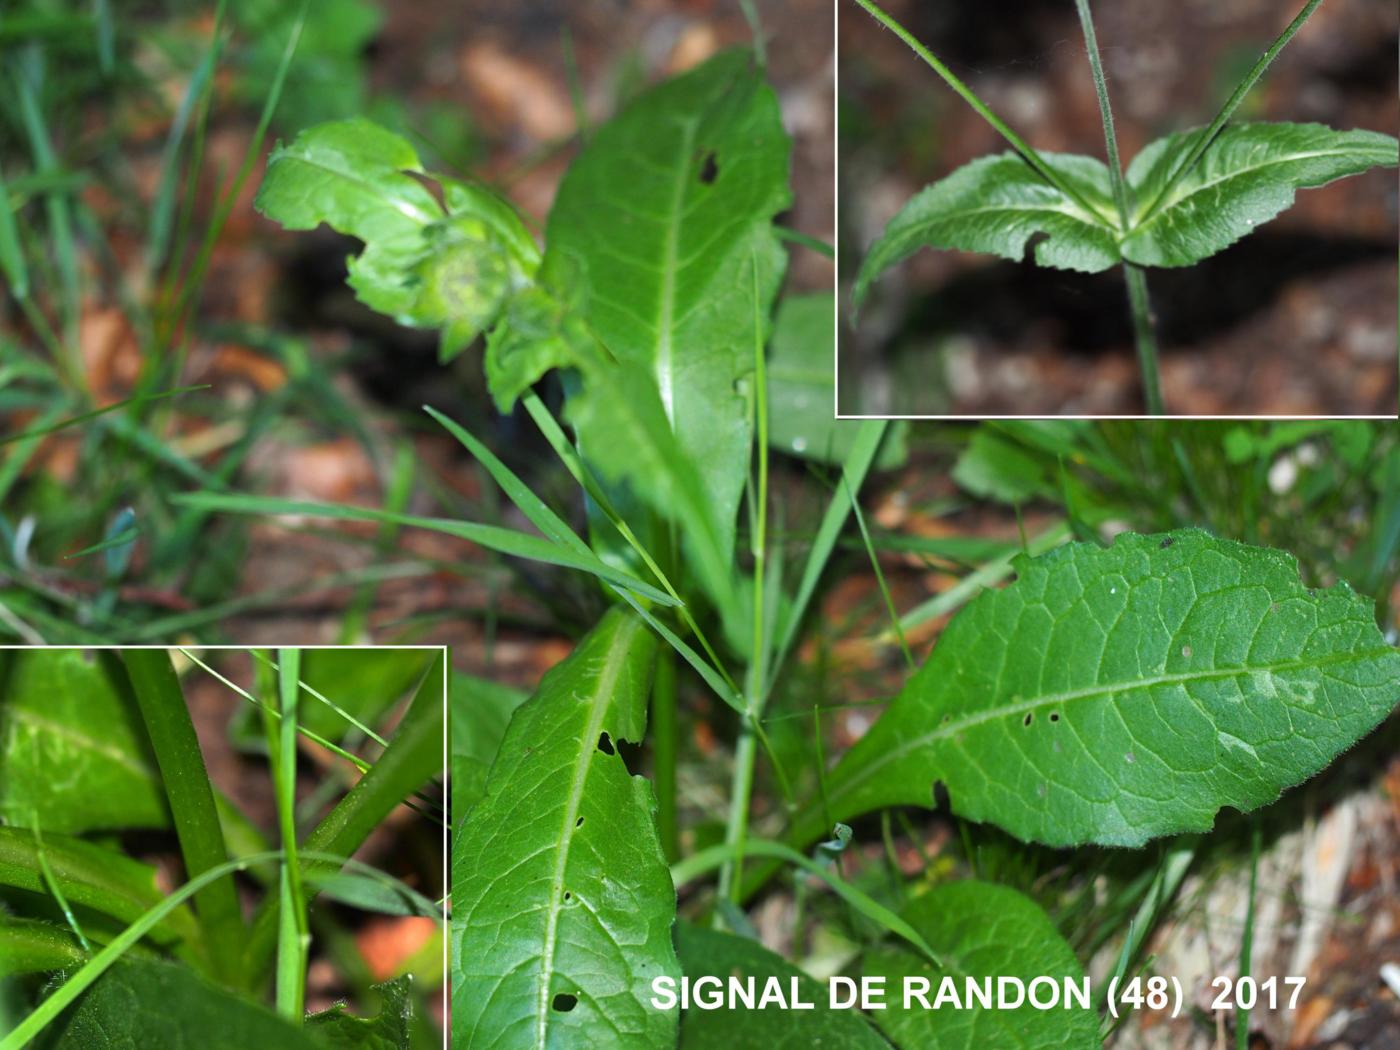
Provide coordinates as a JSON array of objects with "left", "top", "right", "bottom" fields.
[
  {"left": 854, "top": 151, "right": 1120, "bottom": 307},
  {"left": 307, "top": 976, "right": 412, "bottom": 1049},
  {"left": 33, "top": 958, "right": 324, "bottom": 1049},
  {"left": 767, "top": 293, "right": 907, "bottom": 469},
  {"left": 0, "top": 650, "right": 168, "bottom": 833},
  {"left": 675, "top": 924, "right": 888, "bottom": 1049},
  {"left": 1122, "top": 122, "right": 1399, "bottom": 267},
  {"left": 540, "top": 46, "right": 790, "bottom": 583},
  {"left": 453, "top": 609, "right": 679, "bottom": 1049},
  {"left": 255, "top": 120, "right": 537, "bottom": 349},
  {"left": 804, "top": 529, "right": 1400, "bottom": 849},
  {"left": 862, "top": 882, "right": 1098, "bottom": 1050}
]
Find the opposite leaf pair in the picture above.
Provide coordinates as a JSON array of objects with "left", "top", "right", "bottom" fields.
[{"left": 855, "top": 122, "right": 1399, "bottom": 304}]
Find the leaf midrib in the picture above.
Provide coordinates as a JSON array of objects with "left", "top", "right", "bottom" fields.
[
  {"left": 1130, "top": 145, "right": 1395, "bottom": 229},
  {"left": 536, "top": 617, "right": 645, "bottom": 1047},
  {"left": 835, "top": 645, "right": 1395, "bottom": 805},
  {"left": 5, "top": 707, "right": 156, "bottom": 782},
  {"left": 653, "top": 115, "right": 701, "bottom": 424},
  {"left": 274, "top": 153, "right": 440, "bottom": 227}
]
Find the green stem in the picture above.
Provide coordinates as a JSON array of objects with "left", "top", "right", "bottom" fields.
[
  {"left": 852, "top": 0, "right": 1112, "bottom": 224},
  {"left": 1073, "top": 0, "right": 1131, "bottom": 230},
  {"left": 1136, "top": 0, "right": 1327, "bottom": 225},
  {"left": 651, "top": 646, "right": 680, "bottom": 862},
  {"left": 273, "top": 649, "right": 309, "bottom": 1022},
  {"left": 1124, "top": 263, "right": 1165, "bottom": 415},
  {"left": 120, "top": 650, "right": 243, "bottom": 983},
  {"left": 1073, "top": 0, "right": 1166, "bottom": 414},
  {"left": 241, "top": 653, "right": 445, "bottom": 987},
  {"left": 717, "top": 255, "right": 773, "bottom": 903}
]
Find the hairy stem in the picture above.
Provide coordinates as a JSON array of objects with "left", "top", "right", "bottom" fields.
[
  {"left": 1074, "top": 0, "right": 1165, "bottom": 413},
  {"left": 852, "top": 0, "right": 1113, "bottom": 224},
  {"left": 1073, "top": 0, "right": 1131, "bottom": 229},
  {"left": 1124, "top": 263, "right": 1165, "bottom": 415}
]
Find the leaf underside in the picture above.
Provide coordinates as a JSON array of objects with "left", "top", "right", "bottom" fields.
[
  {"left": 453, "top": 609, "right": 679, "bottom": 1049},
  {"left": 862, "top": 882, "right": 1099, "bottom": 1050},
  {"left": 817, "top": 528, "right": 1400, "bottom": 848},
  {"left": 856, "top": 121, "right": 1398, "bottom": 298}
]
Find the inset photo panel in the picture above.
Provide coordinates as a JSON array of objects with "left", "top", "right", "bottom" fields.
[
  {"left": 0, "top": 647, "right": 447, "bottom": 1047},
  {"left": 838, "top": 0, "right": 1399, "bottom": 417}
]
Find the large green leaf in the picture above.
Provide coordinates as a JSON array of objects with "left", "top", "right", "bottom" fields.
[
  {"left": 1122, "top": 122, "right": 1399, "bottom": 267},
  {"left": 675, "top": 924, "right": 887, "bottom": 1049},
  {"left": 537, "top": 46, "right": 790, "bottom": 591},
  {"left": 802, "top": 529, "right": 1400, "bottom": 849},
  {"left": 862, "top": 882, "right": 1098, "bottom": 1050},
  {"left": 32, "top": 958, "right": 324, "bottom": 1049},
  {"left": 853, "top": 151, "right": 1120, "bottom": 307},
  {"left": 767, "top": 293, "right": 906, "bottom": 469},
  {"left": 255, "top": 120, "right": 537, "bottom": 355},
  {"left": 453, "top": 609, "right": 679, "bottom": 1048},
  {"left": 451, "top": 671, "right": 527, "bottom": 820},
  {"left": 0, "top": 650, "right": 168, "bottom": 833}
]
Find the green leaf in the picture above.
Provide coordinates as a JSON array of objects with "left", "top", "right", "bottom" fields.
[
  {"left": 0, "top": 918, "right": 87, "bottom": 976},
  {"left": 255, "top": 120, "right": 537, "bottom": 346},
  {"left": 255, "top": 119, "right": 441, "bottom": 317},
  {"left": 0, "top": 828, "right": 198, "bottom": 948},
  {"left": 675, "top": 924, "right": 887, "bottom": 1049},
  {"left": 808, "top": 529, "right": 1400, "bottom": 848},
  {"left": 1123, "top": 123, "right": 1399, "bottom": 267},
  {"left": 854, "top": 152, "right": 1120, "bottom": 307},
  {"left": 451, "top": 672, "right": 527, "bottom": 820},
  {"left": 952, "top": 428, "right": 1050, "bottom": 504},
  {"left": 0, "top": 650, "right": 168, "bottom": 833},
  {"left": 306, "top": 976, "right": 412, "bottom": 1049},
  {"left": 537, "top": 45, "right": 791, "bottom": 584},
  {"left": 767, "top": 293, "right": 906, "bottom": 469},
  {"left": 861, "top": 882, "right": 1098, "bottom": 1050},
  {"left": 453, "top": 609, "right": 679, "bottom": 1048},
  {"left": 32, "top": 958, "right": 325, "bottom": 1049}
]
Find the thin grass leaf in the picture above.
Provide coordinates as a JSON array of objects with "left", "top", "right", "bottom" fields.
[
  {"left": 272, "top": 649, "right": 309, "bottom": 1022},
  {"left": 121, "top": 650, "right": 244, "bottom": 983},
  {"left": 765, "top": 419, "right": 888, "bottom": 697},
  {"left": 0, "top": 160, "right": 28, "bottom": 298},
  {"left": 170, "top": 492, "right": 680, "bottom": 607}
]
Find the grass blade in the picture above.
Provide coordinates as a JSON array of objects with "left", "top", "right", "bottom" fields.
[
  {"left": 0, "top": 159, "right": 28, "bottom": 298},
  {"left": 242, "top": 653, "right": 445, "bottom": 985},
  {"left": 272, "top": 649, "right": 309, "bottom": 1022},
  {"left": 120, "top": 650, "right": 244, "bottom": 983},
  {"left": 171, "top": 491, "right": 681, "bottom": 607}
]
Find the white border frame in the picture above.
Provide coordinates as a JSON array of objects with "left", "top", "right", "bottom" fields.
[{"left": 0, "top": 643, "right": 450, "bottom": 1048}]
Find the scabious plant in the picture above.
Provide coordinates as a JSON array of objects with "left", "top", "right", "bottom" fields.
[{"left": 851, "top": 0, "right": 1399, "bottom": 415}]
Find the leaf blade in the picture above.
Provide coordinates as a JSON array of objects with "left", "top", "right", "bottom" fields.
[
  {"left": 453, "top": 609, "right": 679, "bottom": 1049},
  {"left": 1122, "top": 122, "right": 1399, "bottom": 267},
  {"left": 854, "top": 151, "right": 1121, "bottom": 307},
  {"left": 816, "top": 529, "right": 1400, "bottom": 848}
]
